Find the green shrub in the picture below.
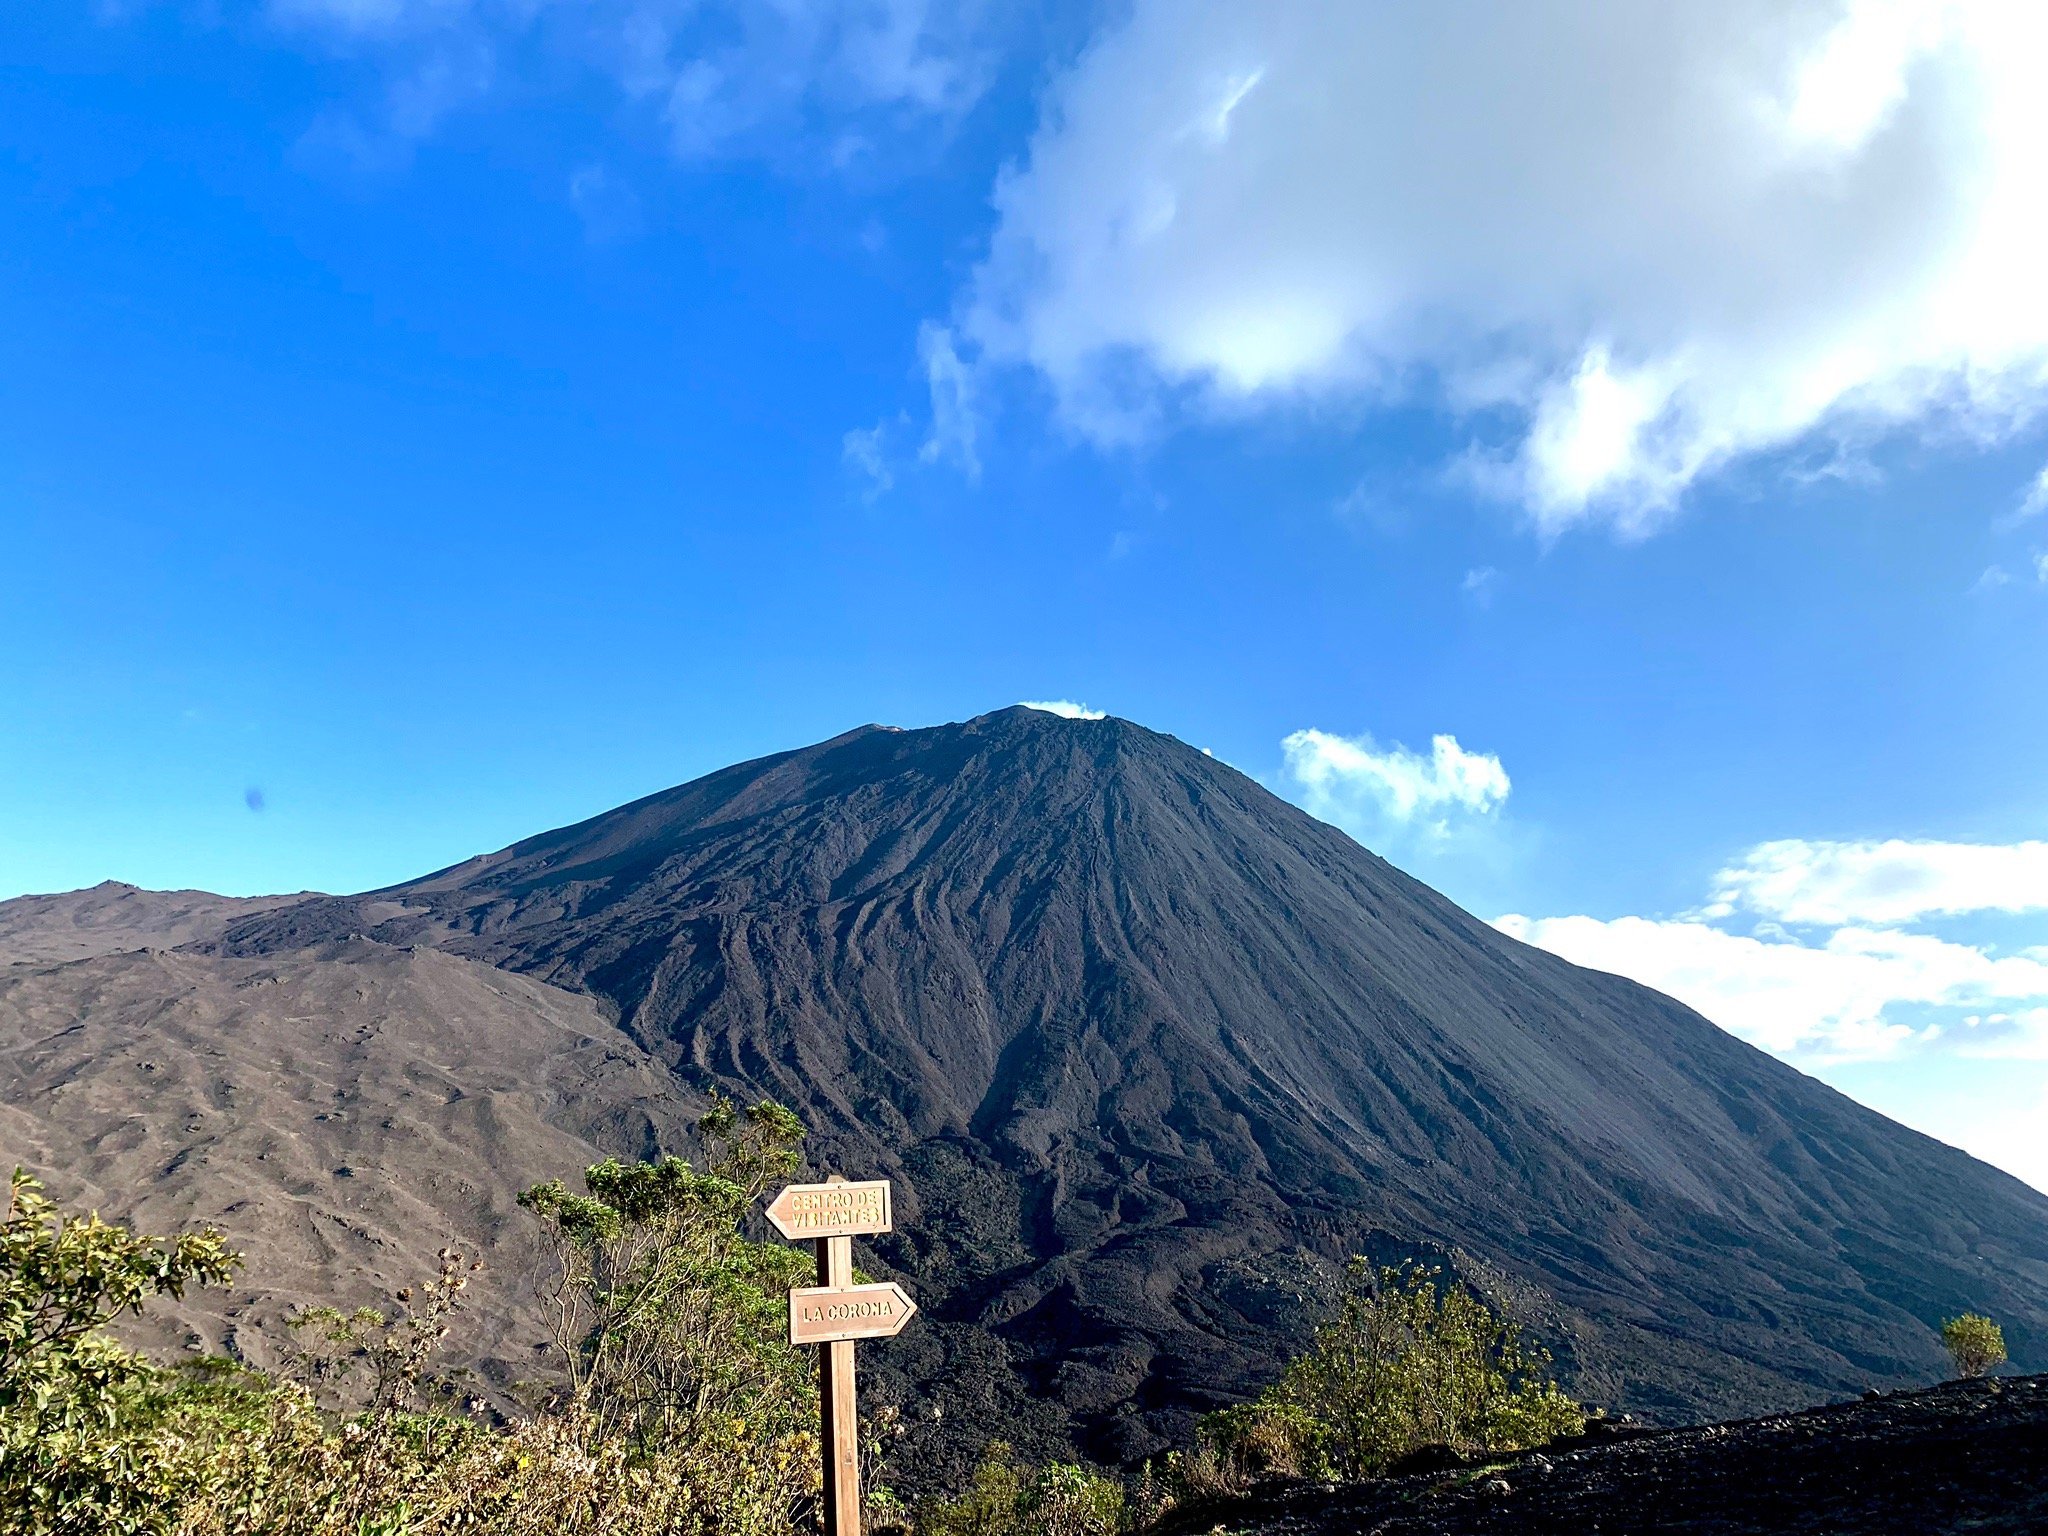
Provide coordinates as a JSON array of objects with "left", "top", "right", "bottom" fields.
[
  {"left": 2, "top": 1099, "right": 834, "bottom": 1536},
  {"left": 1200, "top": 1259, "right": 1587, "bottom": 1483},
  {"left": 0, "top": 1167, "right": 240, "bottom": 1534},
  {"left": 1940, "top": 1313, "right": 2007, "bottom": 1379},
  {"left": 918, "top": 1443, "right": 1126, "bottom": 1536},
  {"left": 516, "top": 1096, "right": 816, "bottom": 1461}
]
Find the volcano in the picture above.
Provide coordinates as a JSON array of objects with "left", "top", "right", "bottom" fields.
[{"left": 6, "top": 707, "right": 2045, "bottom": 1475}]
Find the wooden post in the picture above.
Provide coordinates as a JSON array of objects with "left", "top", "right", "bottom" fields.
[
  {"left": 815, "top": 1226, "right": 861, "bottom": 1536},
  {"left": 768, "top": 1173, "right": 912, "bottom": 1536}
]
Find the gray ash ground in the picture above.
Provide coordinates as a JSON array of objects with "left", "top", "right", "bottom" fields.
[{"left": 1154, "top": 1375, "right": 2048, "bottom": 1535}]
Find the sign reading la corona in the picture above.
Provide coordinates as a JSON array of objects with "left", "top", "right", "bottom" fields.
[
  {"left": 765, "top": 1178, "right": 893, "bottom": 1239},
  {"left": 787, "top": 1280, "right": 918, "bottom": 1346}
]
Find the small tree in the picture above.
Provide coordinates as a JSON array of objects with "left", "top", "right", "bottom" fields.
[
  {"left": 0, "top": 1168, "right": 239, "bottom": 1534},
  {"left": 1202, "top": 1259, "right": 1587, "bottom": 1482},
  {"left": 1940, "top": 1313, "right": 2007, "bottom": 1379},
  {"left": 517, "top": 1096, "right": 820, "bottom": 1532}
]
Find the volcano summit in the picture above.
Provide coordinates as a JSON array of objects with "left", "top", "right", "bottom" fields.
[{"left": 4, "top": 707, "right": 2044, "bottom": 1474}]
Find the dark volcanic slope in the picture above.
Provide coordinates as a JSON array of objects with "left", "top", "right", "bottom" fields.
[
  {"left": 206, "top": 707, "right": 2048, "bottom": 1471},
  {"left": 1155, "top": 1375, "right": 2048, "bottom": 1536}
]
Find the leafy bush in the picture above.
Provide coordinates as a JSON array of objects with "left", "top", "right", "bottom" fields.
[
  {"left": 1200, "top": 1259, "right": 1587, "bottom": 1482},
  {"left": 1940, "top": 1313, "right": 2007, "bottom": 1379},
  {"left": 1, "top": 1098, "right": 836, "bottom": 1536},
  {"left": 918, "top": 1443, "right": 1126, "bottom": 1536},
  {"left": 0, "top": 1167, "right": 239, "bottom": 1535},
  {"left": 516, "top": 1096, "right": 816, "bottom": 1461}
]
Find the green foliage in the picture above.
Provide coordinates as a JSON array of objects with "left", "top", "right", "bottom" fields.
[
  {"left": 287, "top": 1245, "right": 483, "bottom": 1415},
  {"left": 0, "top": 1101, "right": 830, "bottom": 1536},
  {"left": 516, "top": 1095, "right": 815, "bottom": 1459},
  {"left": 1199, "top": 1260, "right": 1587, "bottom": 1483},
  {"left": 1940, "top": 1312, "right": 2007, "bottom": 1379},
  {"left": 167, "top": 1370, "right": 821, "bottom": 1536},
  {"left": 917, "top": 1443, "right": 1126, "bottom": 1536},
  {"left": 504, "top": 1095, "right": 821, "bottom": 1533},
  {"left": 0, "top": 1167, "right": 241, "bottom": 1534}
]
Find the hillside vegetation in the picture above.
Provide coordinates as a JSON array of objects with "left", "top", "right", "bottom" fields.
[{"left": 2, "top": 1099, "right": 1595, "bottom": 1535}]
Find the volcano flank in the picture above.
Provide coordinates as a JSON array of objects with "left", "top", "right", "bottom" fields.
[{"left": 5, "top": 707, "right": 2044, "bottom": 1477}]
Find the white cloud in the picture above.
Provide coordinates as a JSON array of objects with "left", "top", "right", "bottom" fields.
[
  {"left": 1280, "top": 729, "right": 1508, "bottom": 837},
  {"left": 1495, "top": 912, "right": 2048, "bottom": 1060},
  {"left": 2004, "top": 461, "right": 2048, "bottom": 528},
  {"left": 1461, "top": 567, "right": 1501, "bottom": 607},
  {"left": 1707, "top": 837, "right": 2048, "bottom": 925},
  {"left": 1848, "top": 1067, "right": 2048, "bottom": 1192},
  {"left": 841, "top": 423, "right": 894, "bottom": 500},
  {"left": 1972, "top": 564, "right": 2015, "bottom": 593},
  {"left": 917, "top": 322, "right": 980, "bottom": 477},
  {"left": 1019, "top": 699, "right": 1105, "bottom": 720},
  {"left": 964, "top": 0, "right": 2048, "bottom": 532},
  {"left": 1500, "top": 831, "right": 2048, "bottom": 1072}
]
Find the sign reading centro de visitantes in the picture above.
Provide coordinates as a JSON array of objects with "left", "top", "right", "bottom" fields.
[{"left": 765, "top": 1178, "right": 893, "bottom": 1239}]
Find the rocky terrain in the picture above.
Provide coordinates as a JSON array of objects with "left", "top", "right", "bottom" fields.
[
  {"left": 1155, "top": 1374, "right": 2048, "bottom": 1535},
  {"left": 0, "top": 881, "right": 303, "bottom": 966},
  {"left": 3, "top": 707, "right": 2045, "bottom": 1482},
  {"left": 0, "top": 941, "right": 697, "bottom": 1383}
]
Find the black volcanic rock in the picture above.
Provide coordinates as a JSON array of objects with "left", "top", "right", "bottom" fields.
[
  {"left": 200, "top": 706, "right": 2048, "bottom": 1478},
  {"left": 1152, "top": 1375, "right": 2048, "bottom": 1536}
]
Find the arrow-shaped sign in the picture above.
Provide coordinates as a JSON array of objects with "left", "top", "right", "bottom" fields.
[
  {"left": 766, "top": 1174, "right": 909, "bottom": 1536},
  {"left": 788, "top": 1281, "right": 919, "bottom": 1346},
  {"left": 766, "top": 1178, "right": 893, "bottom": 1240}
]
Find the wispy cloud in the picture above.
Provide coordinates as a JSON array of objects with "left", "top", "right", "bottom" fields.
[
  {"left": 567, "top": 163, "right": 642, "bottom": 243},
  {"left": 262, "top": 0, "right": 998, "bottom": 169},
  {"left": 917, "top": 322, "right": 980, "bottom": 478},
  {"left": 2000, "top": 461, "right": 2048, "bottom": 530},
  {"left": 289, "top": 28, "right": 495, "bottom": 172},
  {"left": 1972, "top": 564, "right": 2015, "bottom": 594},
  {"left": 842, "top": 423, "right": 896, "bottom": 501}
]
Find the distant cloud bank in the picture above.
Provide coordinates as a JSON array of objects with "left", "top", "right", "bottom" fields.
[
  {"left": 1496, "top": 910, "right": 2048, "bottom": 1063},
  {"left": 1498, "top": 830, "right": 2048, "bottom": 1068},
  {"left": 1707, "top": 838, "right": 2048, "bottom": 927}
]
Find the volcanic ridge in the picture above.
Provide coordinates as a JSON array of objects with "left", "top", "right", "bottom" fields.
[{"left": 3, "top": 706, "right": 2044, "bottom": 1479}]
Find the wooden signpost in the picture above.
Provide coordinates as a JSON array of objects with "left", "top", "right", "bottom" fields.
[{"left": 766, "top": 1175, "right": 915, "bottom": 1536}]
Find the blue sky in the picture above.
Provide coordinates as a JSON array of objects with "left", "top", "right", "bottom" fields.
[{"left": 5, "top": 2, "right": 2048, "bottom": 1188}]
